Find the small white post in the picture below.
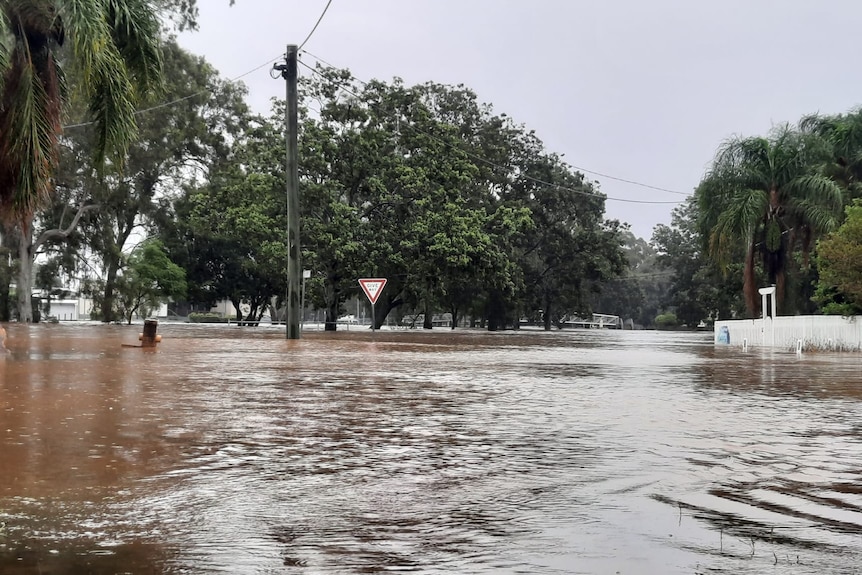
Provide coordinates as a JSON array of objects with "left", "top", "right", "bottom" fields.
[
  {"left": 758, "top": 286, "right": 777, "bottom": 348},
  {"left": 742, "top": 338, "right": 748, "bottom": 351},
  {"left": 796, "top": 339, "right": 803, "bottom": 355}
]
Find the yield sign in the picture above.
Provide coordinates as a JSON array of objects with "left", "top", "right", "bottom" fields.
[{"left": 358, "top": 278, "right": 387, "bottom": 305}]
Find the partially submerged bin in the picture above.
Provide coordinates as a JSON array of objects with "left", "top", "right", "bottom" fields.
[{"left": 140, "top": 319, "right": 162, "bottom": 348}]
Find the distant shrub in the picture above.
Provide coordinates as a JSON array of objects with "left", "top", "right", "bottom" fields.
[
  {"left": 654, "top": 312, "right": 679, "bottom": 328},
  {"left": 189, "top": 312, "right": 229, "bottom": 323},
  {"left": 821, "top": 302, "right": 862, "bottom": 316}
]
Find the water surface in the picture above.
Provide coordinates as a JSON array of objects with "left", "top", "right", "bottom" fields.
[{"left": 1, "top": 324, "right": 861, "bottom": 574}]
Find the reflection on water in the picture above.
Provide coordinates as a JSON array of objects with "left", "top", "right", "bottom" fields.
[{"left": 2, "top": 323, "right": 862, "bottom": 574}]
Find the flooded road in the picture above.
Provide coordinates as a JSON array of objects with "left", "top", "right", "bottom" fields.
[{"left": 1, "top": 324, "right": 862, "bottom": 574}]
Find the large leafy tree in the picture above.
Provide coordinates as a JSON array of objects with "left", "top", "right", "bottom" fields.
[
  {"left": 814, "top": 200, "right": 862, "bottom": 314},
  {"left": 116, "top": 238, "right": 186, "bottom": 324},
  {"left": 297, "top": 70, "right": 533, "bottom": 330},
  {"left": 170, "top": 115, "right": 286, "bottom": 324},
  {"left": 697, "top": 125, "right": 844, "bottom": 317},
  {"left": 651, "top": 197, "right": 743, "bottom": 325},
  {"left": 0, "top": 0, "right": 163, "bottom": 322},
  {"left": 66, "top": 39, "right": 249, "bottom": 322},
  {"left": 590, "top": 229, "right": 678, "bottom": 328},
  {"left": 514, "top": 151, "right": 624, "bottom": 331},
  {"left": 293, "top": 67, "right": 625, "bottom": 330},
  {"left": 800, "top": 109, "right": 862, "bottom": 199}
]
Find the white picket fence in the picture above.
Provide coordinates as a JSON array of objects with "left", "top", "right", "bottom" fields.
[{"left": 715, "top": 316, "right": 862, "bottom": 352}]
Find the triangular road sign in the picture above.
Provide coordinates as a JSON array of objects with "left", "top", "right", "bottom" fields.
[{"left": 358, "top": 278, "right": 387, "bottom": 305}]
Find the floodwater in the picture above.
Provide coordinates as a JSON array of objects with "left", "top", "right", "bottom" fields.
[{"left": 1, "top": 324, "right": 862, "bottom": 574}]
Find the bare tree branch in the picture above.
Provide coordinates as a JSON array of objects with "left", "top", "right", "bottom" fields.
[{"left": 33, "top": 204, "right": 100, "bottom": 252}]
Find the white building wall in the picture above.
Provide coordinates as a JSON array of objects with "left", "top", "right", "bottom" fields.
[
  {"left": 49, "top": 300, "right": 78, "bottom": 321},
  {"left": 715, "top": 316, "right": 862, "bottom": 351},
  {"left": 45, "top": 298, "right": 94, "bottom": 321}
]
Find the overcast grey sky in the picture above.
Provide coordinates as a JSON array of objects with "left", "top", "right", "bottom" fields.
[{"left": 178, "top": 1, "right": 862, "bottom": 240}]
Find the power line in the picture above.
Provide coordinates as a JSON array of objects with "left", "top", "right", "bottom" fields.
[
  {"left": 298, "top": 0, "right": 334, "bottom": 51},
  {"left": 301, "top": 49, "right": 337, "bottom": 69},
  {"left": 62, "top": 54, "right": 283, "bottom": 130},
  {"left": 565, "top": 165, "right": 689, "bottom": 196},
  {"left": 296, "top": 58, "right": 683, "bottom": 206}
]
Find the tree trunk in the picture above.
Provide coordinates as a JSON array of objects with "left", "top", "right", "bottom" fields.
[
  {"left": 423, "top": 300, "right": 433, "bottom": 330},
  {"left": 0, "top": 242, "right": 11, "bottom": 322},
  {"left": 743, "top": 243, "right": 758, "bottom": 318},
  {"left": 102, "top": 258, "right": 120, "bottom": 323},
  {"left": 373, "top": 300, "right": 391, "bottom": 329},
  {"left": 323, "top": 276, "right": 339, "bottom": 331},
  {"left": 229, "top": 297, "right": 242, "bottom": 322},
  {"left": 16, "top": 205, "right": 101, "bottom": 322},
  {"left": 775, "top": 268, "right": 786, "bottom": 316},
  {"left": 487, "top": 291, "right": 506, "bottom": 331},
  {"left": 543, "top": 292, "right": 552, "bottom": 331},
  {"left": 16, "top": 223, "right": 34, "bottom": 323},
  {"left": 325, "top": 300, "right": 338, "bottom": 331}
]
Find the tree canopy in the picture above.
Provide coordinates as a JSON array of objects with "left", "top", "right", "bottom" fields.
[
  {"left": 815, "top": 200, "right": 862, "bottom": 314},
  {"left": 697, "top": 125, "right": 844, "bottom": 317}
]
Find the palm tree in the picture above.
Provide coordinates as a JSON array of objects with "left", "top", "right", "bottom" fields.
[
  {"left": 0, "top": 0, "right": 162, "bottom": 321},
  {"left": 698, "top": 124, "right": 844, "bottom": 317},
  {"left": 800, "top": 109, "right": 862, "bottom": 198}
]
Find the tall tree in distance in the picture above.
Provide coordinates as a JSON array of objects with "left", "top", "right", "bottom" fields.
[
  {"left": 652, "top": 197, "right": 743, "bottom": 324},
  {"left": 814, "top": 200, "right": 862, "bottom": 315},
  {"left": 0, "top": 0, "right": 163, "bottom": 321},
  {"left": 697, "top": 125, "right": 843, "bottom": 317},
  {"left": 69, "top": 39, "right": 249, "bottom": 322},
  {"left": 800, "top": 109, "right": 862, "bottom": 198}
]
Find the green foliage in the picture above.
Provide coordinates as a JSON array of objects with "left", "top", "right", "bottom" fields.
[
  {"left": 0, "top": 0, "right": 164, "bottom": 322},
  {"left": 116, "top": 239, "right": 186, "bottom": 324},
  {"left": 56, "top": 38, "right": 249, "bottom": 322},
  {"left": 650, "top": 197, "right": 744, "bottom": 324},
  {"left": 188, "top": 312, "right": 229, "bottom": 323},
  {"left": 0, "top": 0, "right": 163, "bottom": 221},
  {"left": 10, "top": 57, "right": 629, "bottom": 329},
  {"left": 654, "top": 312, "right": 679, "bottom": 328},
  {"left": 800, "top": 109, "right": 862, "bottom": 199},
  {"left": 170, "top": 115, "right": 285, "bottom": 323},
  {"left": 814, "top": 200, "right": 862, "bottom": 311},
  {"left": 697, "top": 124, "right": 843, "bottom": 317},
  {"left": 590, "top": 229, "right": 667, "bottom": 327},
  {"left": 291, "top": 67, "right": 625, "bottom": 330}
]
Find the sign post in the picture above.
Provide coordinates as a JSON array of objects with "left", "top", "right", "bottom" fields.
[
  {"left": 358, "top": 278, "right": 387, "bottom": 331},
  {"left": 301, "top": 269, "right": 311, "bottom": 330}
]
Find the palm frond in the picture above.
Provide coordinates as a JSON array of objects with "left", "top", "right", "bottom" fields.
[
  {"left": 0, "top": 43, "right": 60, "bottom": 220},
  {"left": 60, "top": 0, "right": 161, "bottom": 166},
  {"left": 798, "top": 113, "right": 827, "bottom": 136},
  {"left": 0, "top": 9, "right": 11, "bottom": 96},
  {"left": 1, "top": 0, "right": 164, "bottom": 223},
  {"left": 790, "top": 198, "right": 840, "bottom": 235},
  {"left": 105, "top": 0, "right": 163, "bottom": 96},
  {"left": 784, "top": 174, "right": 844, "bottom": 220},
  {"left": 709, "top": 187, "right": 765, "bottom": 267},
  {"left": 714, "top": 135, "right": 772, "bottom": 191},
  {"left": 60, "top": 0, "right": 131, "bottom": 164}
]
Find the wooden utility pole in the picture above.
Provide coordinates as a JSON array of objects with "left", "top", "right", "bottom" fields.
[{"left": 275, "top": 45, "right": 301, "bottom": 339}]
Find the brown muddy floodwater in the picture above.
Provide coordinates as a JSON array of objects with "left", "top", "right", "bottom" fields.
[{"left": 1, "top": 323, "right": 862, "bottom": 574}]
